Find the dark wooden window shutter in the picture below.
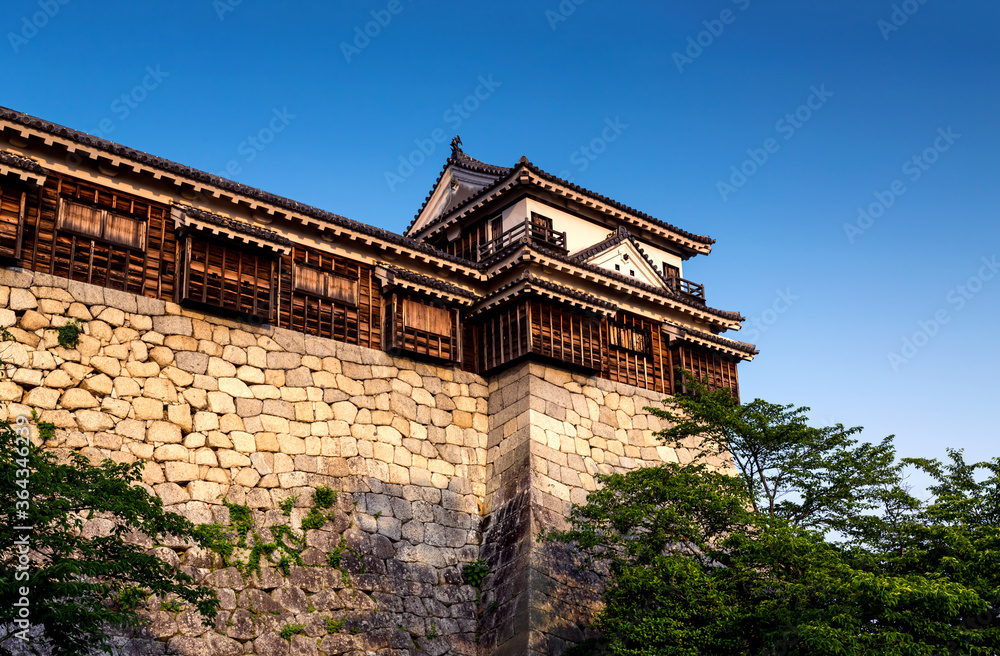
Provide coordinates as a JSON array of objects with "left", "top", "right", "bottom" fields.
[
  {"left": 58, "top": 199, "right": 104, "bottom": 240},
  {"left": 293, "top": 264, "right": 359, "bottom": 306},
  {"left": 403, "top": 298, "right": 452, "bottom": 335}
]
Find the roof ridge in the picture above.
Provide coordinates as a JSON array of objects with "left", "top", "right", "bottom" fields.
[
  {"left": 179, "top": 206, "right": 294, "bottom": 246},
  {"left": 415, "top": 157, "right": 716, "bottom": 248},
  {"left": 680, "top": 325, "right": 759, "bottom": 356},
  {"left": 0, "top": 105, "right": 481, "bottom": 271},
  {"left": 404, "top": 138, "right": 511, "bottom": 235},
  {"left": 532, "top": 243, "right": 745, "bottom": 323}
]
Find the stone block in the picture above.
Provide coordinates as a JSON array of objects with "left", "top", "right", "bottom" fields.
[
  {"left": 59, "top": 388, "right": 98, "bottom": 410},
  {"left": 148, "top": 421, "right": 183, "bottom": 444},
  {"left": 125, "top": 361, "right": 160, "bottom": 378},
  {"left": 9, "top": 288, "right": 37, "bottom": 311},
  {"left": 164, "top": 461, "right": 199, "bottom": 482},
  {"left": 219, "top": 378, "right": 253, "bottom": 398},
  {"left": 207, "top": 392, "right": 237, "bottom": 415},
  {"left": 174, "top": 351, "right": 209, "bottom": 375},
  {"left": 153, "top": 444, "right": 189, "bottom": 462},
  {"left": 133, "top": 397, "right": 164, "bottom": 420},
  {"left": 152, "top": 315, "right": 193, "bottom": 336}
]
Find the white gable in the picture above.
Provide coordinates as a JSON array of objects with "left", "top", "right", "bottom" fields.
[
  {"left": 583, "top": 239, "right": 666, "bottom": 289},
  {"left": 408, "top": 165, "right": 503, "bottom": 237}
]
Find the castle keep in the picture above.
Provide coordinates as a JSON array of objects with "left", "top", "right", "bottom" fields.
[{"left": 0, "top": 107, "right": 756, "bottom": 656}]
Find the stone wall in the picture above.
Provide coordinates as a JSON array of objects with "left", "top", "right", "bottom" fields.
[{"left": 0, "top": 267, "right": 689, "bottom": 656}]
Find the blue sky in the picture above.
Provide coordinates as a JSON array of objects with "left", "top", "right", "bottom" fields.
[{"left": 4, "top": 1, "right": 999, "bottom": 491}]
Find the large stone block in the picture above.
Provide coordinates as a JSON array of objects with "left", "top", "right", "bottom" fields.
[{"left": 152, "top": 315, "right": 193, "bottom": 336}]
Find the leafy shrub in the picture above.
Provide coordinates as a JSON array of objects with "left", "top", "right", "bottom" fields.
[
  {"left": 57, "top": 318, "right": 84, "bottom": 349},
  {"left": 314, "top": 486, "right": 338, "bottom": 508},
  {"left": 280, "top": 623, "right": 305, "bottom": 639}
]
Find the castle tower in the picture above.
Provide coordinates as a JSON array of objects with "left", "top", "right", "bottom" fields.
[{"left": 0, "top": 109, "right": 755, "bottom": 656}]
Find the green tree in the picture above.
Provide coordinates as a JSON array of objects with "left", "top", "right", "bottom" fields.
[
  {"left": 0, "top": 416, "right": 219, "bottom": 655},
  {"left": 548, "top": 377, "right": 1000, "bottom": 655}
]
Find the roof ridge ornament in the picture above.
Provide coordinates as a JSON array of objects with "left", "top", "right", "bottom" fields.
[{"left": 450, "top": 135, "right": 463, "bottom": 156}]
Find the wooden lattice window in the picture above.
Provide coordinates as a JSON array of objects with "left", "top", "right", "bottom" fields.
[
  {"left": 672, "top": 344, "right": 740, "bottom": 401},
  {"left": 293, "top": 264, "right": 358, "bottom": 306},
  {"left": 180, "top": 234, "right": 276, "bottom": 321},
  {"left": 608, "top": 320, "right": 652, "bottom": 357},
  {"left": 0, "top": 185, "right": 26, "bottom": 260},
  {"left": 57, "top": 198, "right": 146, "bottom": 250},
  {"left": 385, "top": 294, "right": 460, "bottom": 362},
  {"left": 528, "top": 300, "right": 602, "bottom": 371}
]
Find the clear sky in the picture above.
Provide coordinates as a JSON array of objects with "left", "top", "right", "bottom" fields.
[{"left": 4, "top": 1, "right": 998, "bottom": 492}]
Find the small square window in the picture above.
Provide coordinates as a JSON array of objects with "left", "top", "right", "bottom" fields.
[
  {"left": 614, "top": 264, "right": 620, "bottom": 271},
  {"left": 630, "top": 270, "right": 635, "bottom": 277}
]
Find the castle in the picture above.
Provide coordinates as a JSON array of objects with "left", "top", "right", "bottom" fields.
[{"left": 0, "top": 106, "right": 755, "bottom": 656}]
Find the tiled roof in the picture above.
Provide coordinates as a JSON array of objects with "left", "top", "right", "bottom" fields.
[
  {"left": 179, "top": 207, "right": 294, "bottom": 247},
  {"left": 382, "top": 265, "right": 478, "bottom": 299},
  {"left": 0, "top": 150, "right": 45, "bottom": 174},
  {"left": 573, "top": 225, "right": 677, "bottom": 289},
  {"left": 406, "top": 136, "right": 510, "bottom": 235},
  {"left": 483, "top": 239, "right": 744, "bottom": 324},
  {"left": 520, "top": 159, "right": 715, "bottom": 246},
  {"left": 473, "top": 270, "right": 618, "bottom": 314},
  {"left": 410, "top": 147, "right": 716, "bottom": 249},
  {"left": 678, "top": 326, "right": 758, "bottom": 356},
  {"left": 0, "top": 106, "right": 480, "bottom": 271},
  {"left": 449, "top": 137, "right": 512, "bottom": 177}
]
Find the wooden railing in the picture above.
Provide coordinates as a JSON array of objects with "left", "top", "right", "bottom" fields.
[
  {"left": 477, "top": 220, "right": 567, "bottom": 261},
  {"left": 666, "top": 276, "right": 706, "bottom": 303}
]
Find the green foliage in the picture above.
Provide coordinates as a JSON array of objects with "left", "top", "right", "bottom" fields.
[
  {"left": 547, "top": 374, "right": 1000, "bottom": 656},
  {"left": 314, "top": 486, "right": 338, "bottom": 509},
  {"left": 35, "top": 420, "right": 55, "bottom": 442},
  {"left": 193, "top": 522, "right": 235, "bottom": 565},
  {"left": 195, "top": 500, "right": 312, "bottom": 579},
  {"left": 463, "top": 558, "right": 490, "bottom": 603},
  {"left": 0, "top": 328, "right": 13, "bottom": 342},
  {"left": 224, "top": 501, "right": 253, "bottom": 546},
  {"left": 462, "top": 559, "right": 489, "bottom": 588},
  {"left": 56, "top": 318, "right": 84, "bottom": 349},
  {"left": 28, "top": 409, "right": 55, "bottom": 443},
  {"left": 326, "top": 539, "right": 345, "bottom": 569},
  {"left": 160, "top": 598, "right": 184, "bottom": 613},
  {"left": 301, "top": 506, "right": 329, "bottom": 532},
  {"left": 279, "top": 494, "right": 299, "bottom": 516},
  {"left": 323, "top": 616, "right": 345, "bottom": 634},
  {"left": 279, "top": 623, "right": 305, "bottom": 640},
  {"left": 325, "top": 535, "right": 364, "bottom": 584},
  {"left": 426, "top": 623, "right": 439, "bottom": 639},
  {"left": 0, "top": 417, "right": 219, "bottom": 655}
]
